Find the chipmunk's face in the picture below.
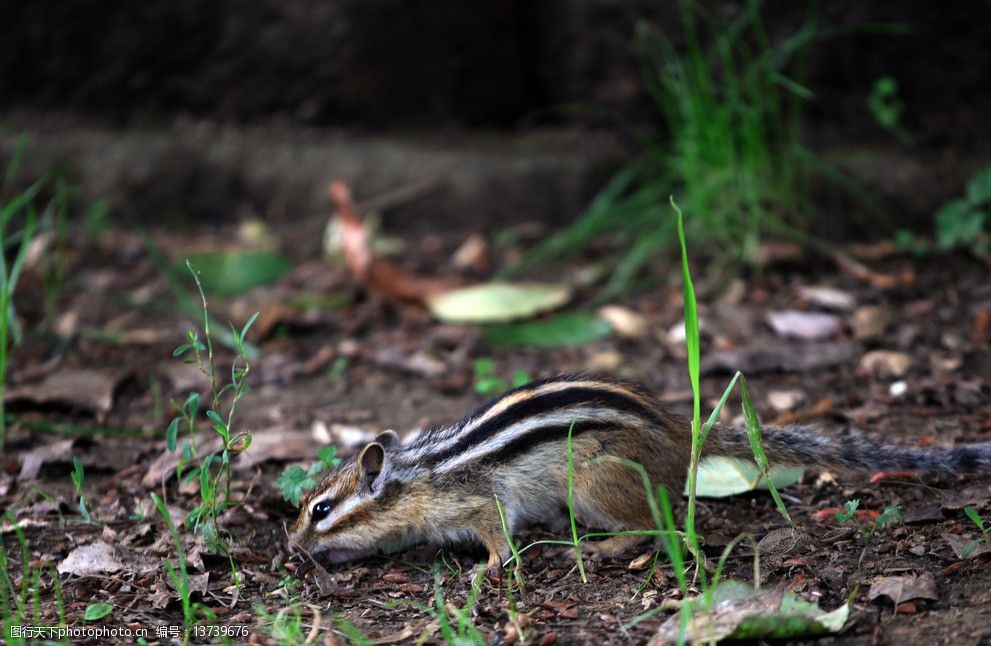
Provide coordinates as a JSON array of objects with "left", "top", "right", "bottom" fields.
[{"left": 287, "top": 431, "right": 404, "bottom": 564}]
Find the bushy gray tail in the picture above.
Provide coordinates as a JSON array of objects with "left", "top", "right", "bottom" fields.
[{"left": 706, "top": 425, "right": 991, "bottom": 476}]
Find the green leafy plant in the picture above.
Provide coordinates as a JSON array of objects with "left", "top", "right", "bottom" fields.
[
  {"left": 935, "top": 167, "right": 991, "bottom": 254},
  {"left": 472, "top": 358, "right": 530, "bottom": 397},
  {"left": 69, "top": 457, "right": 95, "bottom": 524},
  {"left": 277, "top": 446, "right": 343, "bottom": 507},
  {"left": 510, "top": 0, "right": 834, "bottom": 296},
  {"left": 867, "top": 75, "right": 909, "bottom": 142},
  {"left": 167, "top": 261, "right": 258, "bottom": 553},
  {"left": 962, "top": 506, "right": 990, "bottom": 557}
]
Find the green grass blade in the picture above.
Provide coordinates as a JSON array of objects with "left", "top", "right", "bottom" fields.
[
  {"left": 740, "top": 375, "right": 793, "bottom": 524},
  {"left": 566, "top": 419, "right": 588, "bottom": 583}
]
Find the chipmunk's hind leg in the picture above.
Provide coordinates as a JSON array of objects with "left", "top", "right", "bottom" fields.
[
  {"left": 570, "top": 451, "right": 662, "bottom": 559},
  {"left": 582, "top": 533, "right": 652, "bottom": 558}
]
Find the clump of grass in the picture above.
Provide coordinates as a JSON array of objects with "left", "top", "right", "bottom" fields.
[
  {"left": 1, "top": 511, "right": 67, "bottom": 644},
  {"left": 151, "top": 492, "right": 221, "bottom": 644},
  {"left": 433, "top": 561, "right": 487, "bottom": 646},
  {"left": 0, "top": 138, "right": 41, "bottom": 453},
  {"left": 386, "top": 560, "right": 487, "bottom": 644},
  {"left": 512, "top": 0, "right": 826, "bottom": 296}
]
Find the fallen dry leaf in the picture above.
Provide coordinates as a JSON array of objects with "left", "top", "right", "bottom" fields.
[
  {"left": 851, "top": 305, "right": 892, "bottom": 340},
  {"left": 859, "top": 350, "right": 912, "bottom": 378},
  {"left": 329, "top": 179, "right": 460, "bottom": 303},
  {"left": 6, "top": 367, "right": 131, "bottom": 414},
  {"left": 628, "top": 553, "right": 654, "bottom": 571},
  {"left": 330, "top": 179, "right": 571, "bottom": 323},
  {"left": 767, "top": 389, "right": 806, "bottom": 413},
  {"left": 142, "top": 434, "right": 222, "bottom": 487},
  {"left": 598, "top": 305, "right": 650, "bottom": 339},
  {"left": 941, "top": 532, "right": 991, "bottom": 559},
  {"left": 58, "top": 541, "right": 124, "bottom": 577},
  {"left": 867, "top": 573, "right": 938, "bottom": 607},
  {"left": 237, "top": 427, "right": 323, "bottom": 469},
  {"left": 19, "top": 438, "right": 76, "bottom": 480},
  {"left": 766, "top": 310, "right": 841, "bottom": 340},
  {"left": 770, "top": 397, "right": 835, "bottom": 426},
  {"left": 372, "top": 347, "right": 447, "bottom": 377},
  {"left": 451, "top": 233, "right": 489, "bottom": 271},
  {"left": 651, "top": 582, "right": 848, "bottom": 644},
  {"left": 798, "top": 285, "right": 856, "bottom": 311}
]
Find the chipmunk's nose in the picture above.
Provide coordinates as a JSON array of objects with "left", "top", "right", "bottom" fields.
[{"left": 286, "top": 524, "right": 306, "bottom": 552}]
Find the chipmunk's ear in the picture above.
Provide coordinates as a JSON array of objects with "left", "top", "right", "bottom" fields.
[
  {"left": 358, "top": 442, "right": 389, "bottom": 492},
  {"left": 374, "top": 430, "right": 400, "bottom": 450}
]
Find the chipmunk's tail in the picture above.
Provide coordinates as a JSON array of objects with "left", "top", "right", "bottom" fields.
[{"left": 705, "top": 424, "right": 991, "bottom": 476}]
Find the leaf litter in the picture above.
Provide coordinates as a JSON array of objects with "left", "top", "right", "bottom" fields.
[{"left": 1, "top": 205, "right": 990, "bottom": 643}]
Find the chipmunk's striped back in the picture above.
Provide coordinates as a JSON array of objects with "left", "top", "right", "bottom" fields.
[{"left": 393, "top": 375, "right": 682, "bottom": 474}]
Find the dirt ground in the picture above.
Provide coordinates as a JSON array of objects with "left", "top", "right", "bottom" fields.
[{"left": 1, "top": 213, "right": 990, "bottom": 645}]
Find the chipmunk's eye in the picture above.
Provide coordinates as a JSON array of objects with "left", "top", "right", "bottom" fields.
[{"left": 312, "top": 500, "right": 333, "bottom": 522}]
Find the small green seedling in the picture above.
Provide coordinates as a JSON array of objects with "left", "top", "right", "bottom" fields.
[
  {"left": 962, "top": 507, "right": 991, "bottom": 557},
  {"left": 277, "top": 446, "right": 344, "bottom": 507},
  {"left": 328, "top": 356, "right": 348, "bottom": 381},
  {"left": 473, "top": 358, "right": 530, "bottom": 397},
  {"left": 836, "top": 500, "right": 902, "bottom": 541},
  {"left": 70, "top": 457, "right": 94, "bottom": 524},
  {"left": 867, "top": 75, "right": 909, "bottom": 142}
]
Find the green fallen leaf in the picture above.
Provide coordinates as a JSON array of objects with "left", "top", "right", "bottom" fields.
[
  {"left": 484, "top": 311, "right": 612, "bottom": 348},
  {"left": 180, "top": 251, "right": 293, "bottom": 296},
  {"left": 84, "top": 602, "right": 113, "bottom": 621},
  {"left": 687, "top": 456, "right": 803, "bottom": 498},
  {"left": 427, "top": 282, "right": 571, "bottom": 323},
  {"left": 655, "top": 580, "right": 849, "bottom": 642}
]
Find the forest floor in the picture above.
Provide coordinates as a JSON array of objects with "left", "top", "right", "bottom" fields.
[{"left": 2, "top": 208, "right": 990, "bottom": 645}]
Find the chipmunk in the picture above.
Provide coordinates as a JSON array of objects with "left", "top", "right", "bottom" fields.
[{"left": 288, "top": 374, "right": 991, "bottom": 571}]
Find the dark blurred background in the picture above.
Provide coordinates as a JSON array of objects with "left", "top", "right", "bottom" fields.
[{"left": 1, "top": 0, "right": 990, "bottom": 239}]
